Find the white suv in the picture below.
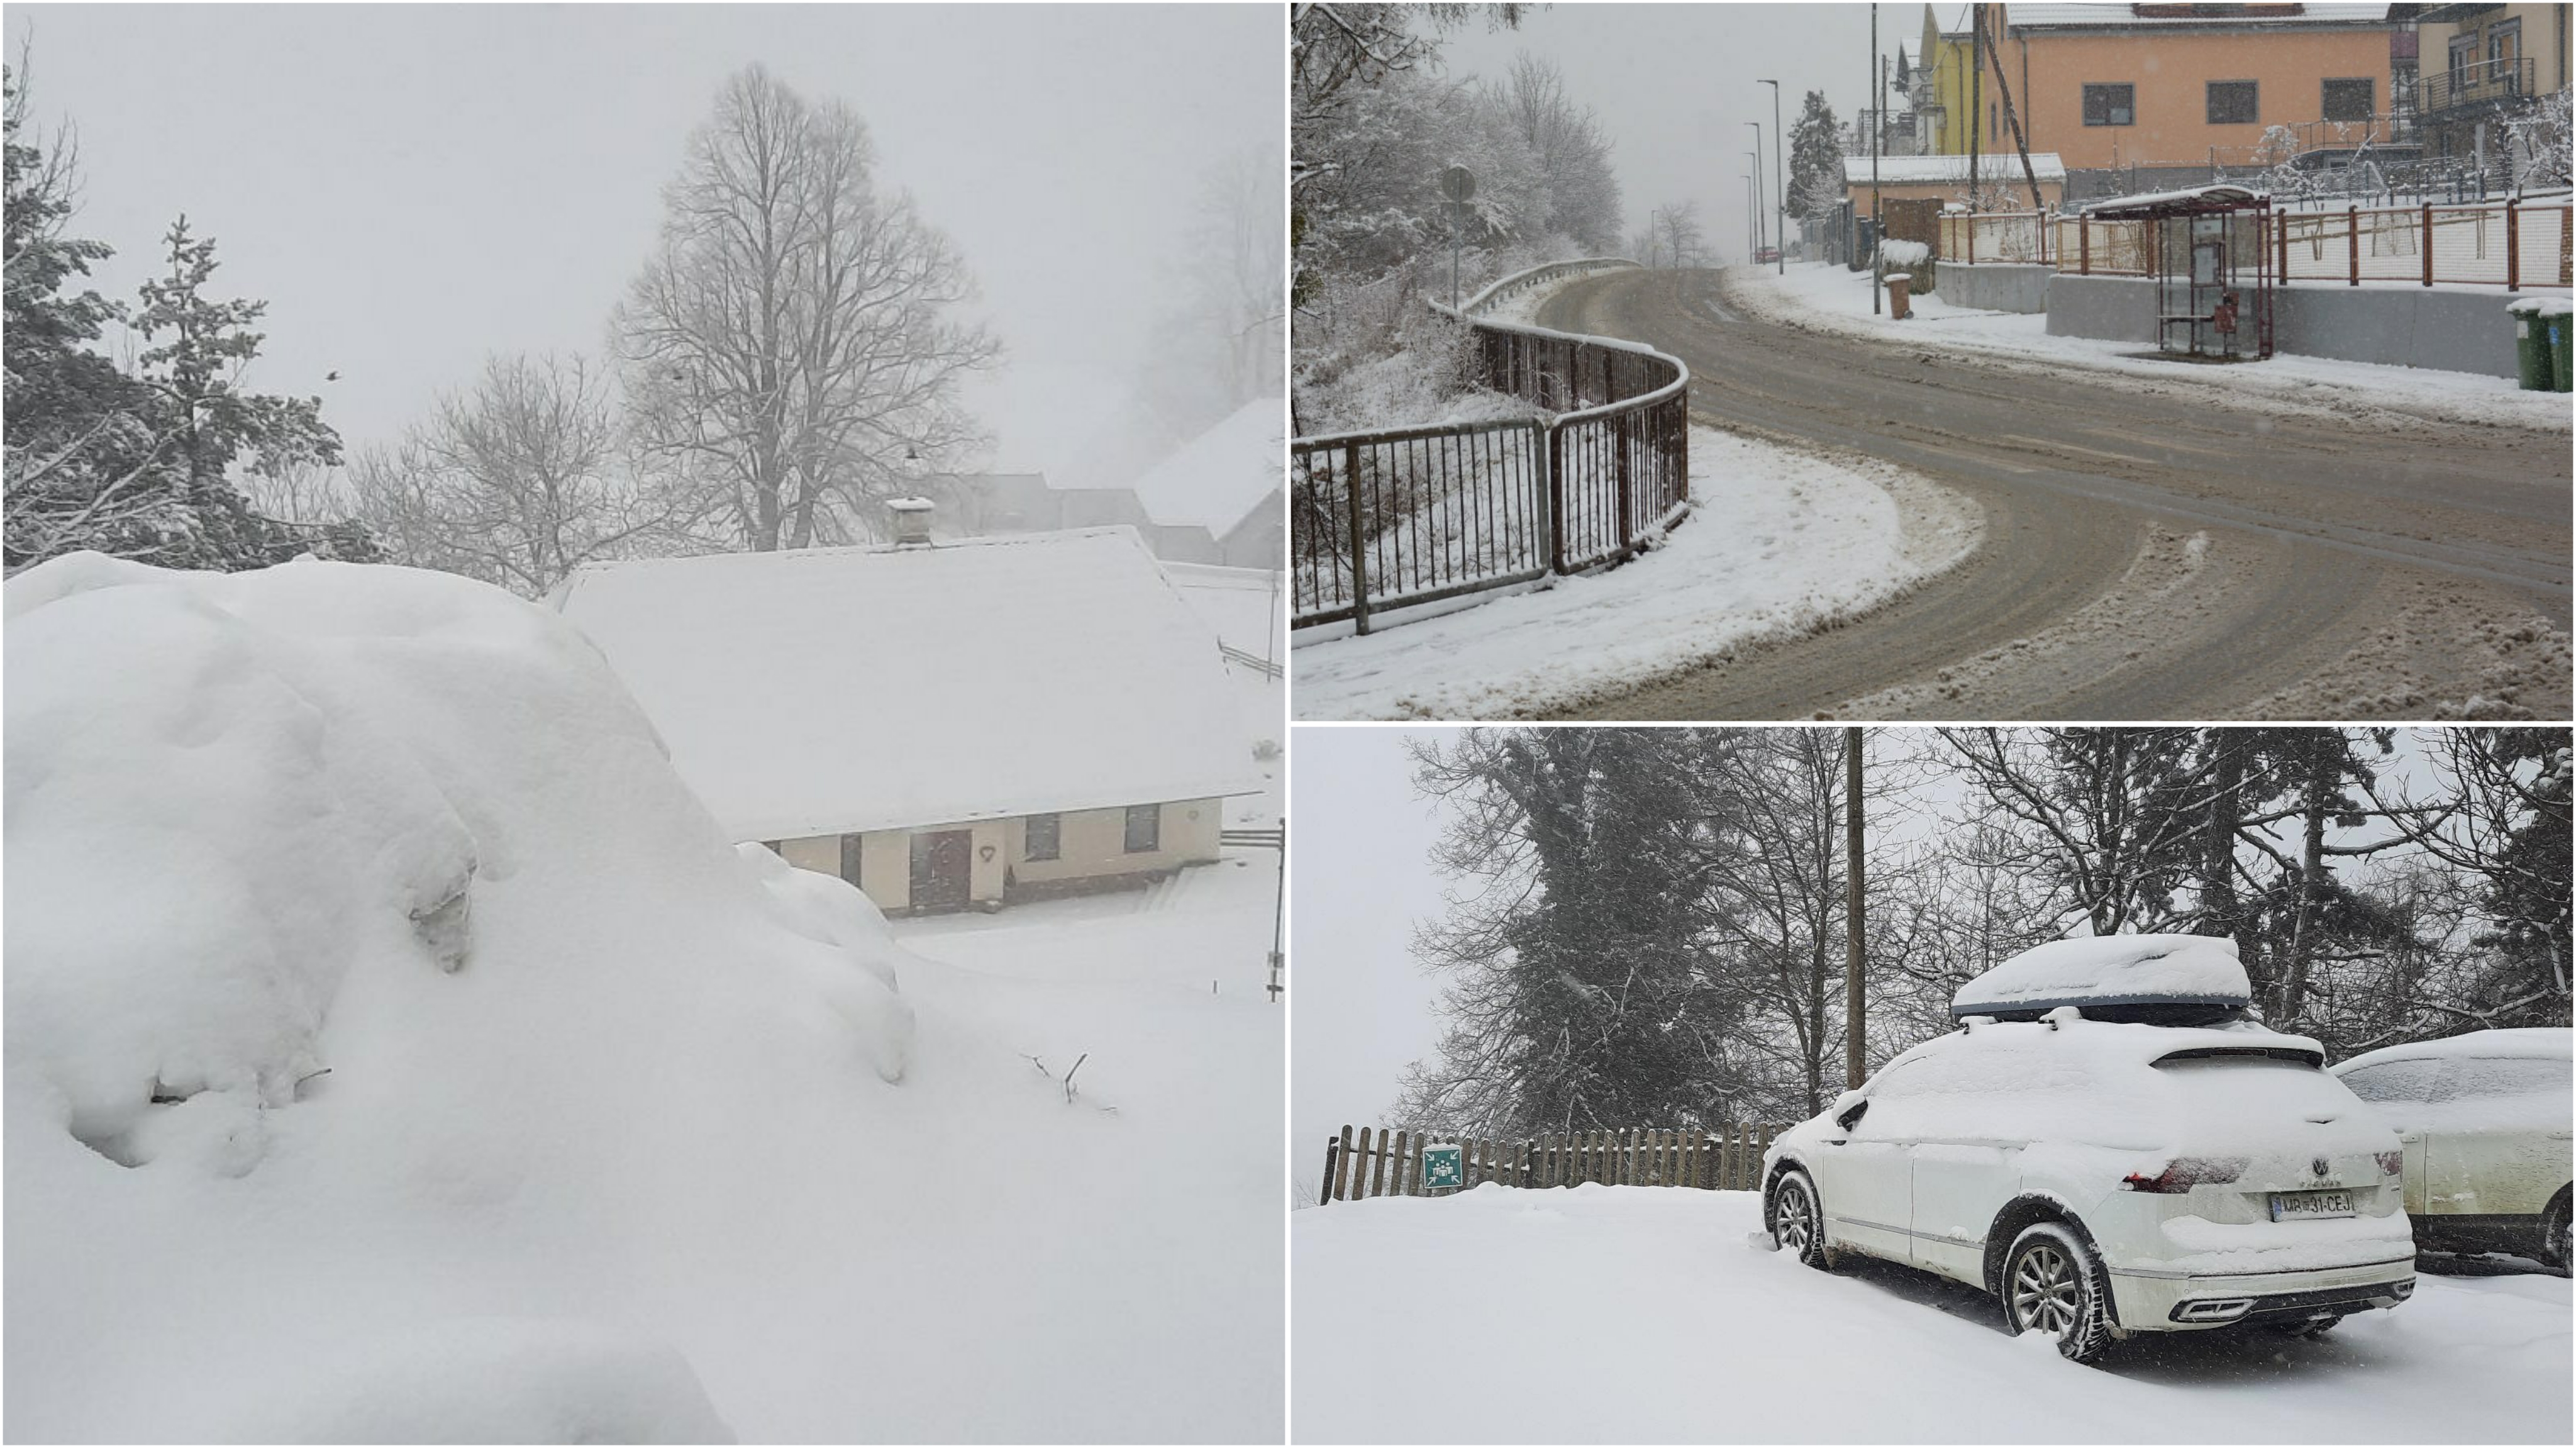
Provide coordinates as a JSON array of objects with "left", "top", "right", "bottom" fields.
[
  {"left": 2333, "top": 1027, "right": 2572, "bottom": 1273},
  {"left": 1762, "top": 935, "right": 2416, "bottom": 1362}
]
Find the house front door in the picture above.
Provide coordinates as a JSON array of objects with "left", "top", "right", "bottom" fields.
[{"left": 909, "top": 830, "right": 974, "bottom": 912}]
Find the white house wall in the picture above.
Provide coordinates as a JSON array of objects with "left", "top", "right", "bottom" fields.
[{"left": 771, "top": 798, "right": 1224, "bottom": 915}]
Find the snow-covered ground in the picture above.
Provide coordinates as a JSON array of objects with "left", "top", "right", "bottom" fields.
[
  {"left": 4, "top": 552, "right": 1281, "bottom": 1443},
  {"left": 1293, "top": 1185, "right": 2571, "bottom": 1444},
  {"left": 1290, "top": 425, "right": 1979, "bottom": 719},
  {"left": 1740, "top": 260, "right": 2573, "bottom": 432}
]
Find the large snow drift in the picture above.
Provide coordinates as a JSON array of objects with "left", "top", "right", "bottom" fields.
[
  {"left": 4, "top": 552, "right": 1280, "bottom": 1442},
  {"left": 1953, "top": 933, "right": 2251, "bottom": 1017}
]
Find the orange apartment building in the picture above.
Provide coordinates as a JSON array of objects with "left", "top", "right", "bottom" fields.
[{"left": 1986, "top": 4, "right": 2404, "bottom": 199}]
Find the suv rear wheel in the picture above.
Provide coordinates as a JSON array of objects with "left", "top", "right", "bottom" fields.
[
  {"left": 2544, "top": 1189, "right": 2570, "bottom": 1276},
  {"left": 1771, "top": 1168, "right": 1829, "bottom": 1270},
  {"left": 2001, "top": 1221, "right": 2114, "bottom": 1364}
]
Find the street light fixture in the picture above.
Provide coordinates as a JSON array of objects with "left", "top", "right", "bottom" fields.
[
  {"left": 1758, "top": 78, "right": 1785, "bottom": 274},
  {"left": 1745, "top": 122, "right": 1765, "bottom": 264}
]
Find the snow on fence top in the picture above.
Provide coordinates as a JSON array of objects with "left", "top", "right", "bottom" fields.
[
  {"left": 1124, "top": 399, "right": 1285, "bottom": 539},
  {"left": 553, "top": 526, "right": 1262, "bottom": 843},
  {"left": 1952, "top": 933, "right": 2251, "bottom": 1018}
]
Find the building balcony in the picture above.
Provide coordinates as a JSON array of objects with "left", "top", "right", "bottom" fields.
[{"left": 2416, "top": 55, "right": 2541, "bottom": 118}]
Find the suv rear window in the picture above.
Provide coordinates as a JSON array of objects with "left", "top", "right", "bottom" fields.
[{"left": 2347, "top": 1055, "right": 2567, "bottom": 1103}]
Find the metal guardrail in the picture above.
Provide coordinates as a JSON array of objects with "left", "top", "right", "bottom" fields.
[
  {"left": 1289, "top": 260, "right": 1692, "bottom": 634},
  {"left": 1457, "top": 256, "right": 1645, "bottom": 316}
]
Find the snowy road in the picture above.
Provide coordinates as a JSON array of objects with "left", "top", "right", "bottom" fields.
[
  {"left": 1292, "top": 1186, "right": 2572, "bottom": 1444},
  {"left": 1536, "top": 267, "right": 2572, "bottom": 720}
]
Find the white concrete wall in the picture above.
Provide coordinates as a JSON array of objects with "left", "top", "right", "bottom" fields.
[
  {"left": 777, "top": 799, "right": 1228, "bottom": 915},
  {"left": 2045, "top": 273, "right": 2530, "bottom": 377}
]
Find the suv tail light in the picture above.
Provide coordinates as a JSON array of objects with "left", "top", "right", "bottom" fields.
[
  {"left": 2122, "top": 1157, "right": 2248, "bottom": 1193},
  {"left": 2376, "top": 1150, "right": 2404, "bottom": 1177}
]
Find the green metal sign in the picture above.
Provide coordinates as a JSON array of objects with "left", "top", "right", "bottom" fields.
[{"left": 1422, "top": 1144, "right": 1463, "bottom": 1191}]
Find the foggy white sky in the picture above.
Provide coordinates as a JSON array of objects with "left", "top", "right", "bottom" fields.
[
  {"left": 1440, "top": 3, "right": 1897, "bottom": 264},
  {"left": 4, "top": 3, "right": 1279, "bottom": 486}
]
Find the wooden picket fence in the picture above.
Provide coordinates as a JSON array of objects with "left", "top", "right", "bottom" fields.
[{"left": 1318, "top": 1123, "right": 1788, "bottom": 1205}]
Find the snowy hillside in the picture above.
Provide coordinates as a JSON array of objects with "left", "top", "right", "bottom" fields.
[
  {"left": 4, "top": 552, "right": 1280, "bottom": 1442},
  {"left": 1294, "top": 1186, "right": 2571, "bottom": 1444}
]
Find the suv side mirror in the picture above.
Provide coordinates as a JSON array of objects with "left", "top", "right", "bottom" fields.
[{"left": 1835, "top": 1098, "right": 1868, "bottom": 1132}]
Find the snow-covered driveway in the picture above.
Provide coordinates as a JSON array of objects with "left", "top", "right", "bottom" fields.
[{"left": 1292, "top": 1185, "right": 2570, "bottom": 1444}]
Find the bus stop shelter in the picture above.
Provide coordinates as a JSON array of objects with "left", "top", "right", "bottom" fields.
[{"left": 2083, "top": 184, "right": 2276, "bottom": 362}]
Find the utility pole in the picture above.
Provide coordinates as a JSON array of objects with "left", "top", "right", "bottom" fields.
[
  {"left": 1845, "top": 726, "right": 1867, "bottom": 1091},
  {"left": 1968, "top": 1, "right": 1985, "bottom": 213},
  {"left": 1746, "top": 123, "right": 1767, "bottom": 261},
  {"left": 1873, "top": 3, "right": 1884, "bottom": 315},
  {"left": 1979, "top": 4, "right": 2047, "bottom": 212},
  {"left": 1760, "top": 79, "right": 1785, "bottom": 271},
  {"left": 1743, "top": 173, "right": 1757, "bottom": 260}
]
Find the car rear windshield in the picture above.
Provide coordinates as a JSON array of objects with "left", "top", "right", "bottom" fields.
[{"left": 2343, "top": 1055, "right": 2568, "bottom": 1105}]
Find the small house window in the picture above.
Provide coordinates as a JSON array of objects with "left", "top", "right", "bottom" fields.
[
  {"left": 2321, "top": 78, "right": 2374, "bottom": 123},
  {"left": 2082, "top": 83, "right": 2135, "bottom": 127},
  {"left": 1025, "top": 813, "right": 1062, "bottom": 862},
  {"left": 2206, "top": 80, "right": 2258, "bottom": 125},
  {"left": 1123, "top": 803, "right": 1161, "bottom": 854}
]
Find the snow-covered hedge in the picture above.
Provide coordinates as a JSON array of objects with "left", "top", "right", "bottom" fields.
[
  {"left": 1878, "top": 238, "right": 1931, "bottom": 267},
  {"left": 4, "top": 552, "right": 917, "bottom": 1440}
]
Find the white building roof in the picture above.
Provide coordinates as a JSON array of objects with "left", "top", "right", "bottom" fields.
[
  {"left": 1843, "top": 152, "right": 2068, "bottom": 185},
  {"left": 553, "top": 527, "right": 1262, "bottom": 842},
  {"left": 1124, "top": 399, "right": 1285, "bottom": 537},
  {"left": 2006, "top": 3, "right": 2391, "bottom": 28}
]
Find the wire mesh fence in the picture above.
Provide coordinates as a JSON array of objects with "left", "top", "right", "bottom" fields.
[{"left": 1938, "top": 201, "right": 2572, "bottom": 289}]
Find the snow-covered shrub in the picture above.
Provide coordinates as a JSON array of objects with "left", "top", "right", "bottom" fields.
[{"left": 4, "top": 552, "right": 923, "bottom": 1440}]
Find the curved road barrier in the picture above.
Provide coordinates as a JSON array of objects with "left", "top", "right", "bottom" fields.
[{"left": 1291, "top": 259, "right": 1692, "bottom": 635}]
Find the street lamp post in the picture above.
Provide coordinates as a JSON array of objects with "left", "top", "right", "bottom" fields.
[
  {"left": 1758, "top": 79, "right": 1785, "bottom": 272},
  {"left": 1741, "top": 174, "right": 1755, "bottom": 261},
  {"left": 1743, "top": 150, "right": 1762, "bottom": 263},
  {"left": 1745, "top": 123, "right": 1765, "bottom": 264}
]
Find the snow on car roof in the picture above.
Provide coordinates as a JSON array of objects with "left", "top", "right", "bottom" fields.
[
  {"left": 2333, "top": 1027, "right": 2573, "bottom": 1074},
  {"left": 553, "top": 526, "right": 1262, "bottom": 842},
  {"left": 1952, "top": 933, "right": 2250, "bottom": 1018}
]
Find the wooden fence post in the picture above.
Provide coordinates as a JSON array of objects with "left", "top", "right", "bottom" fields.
[
  {"left": 1335, "top": 1125, "right": 1355, "bottom": 1201},
  {"left": 1320, "top": 1139, "right": 1340, "bottom": 1206},
  {"left": 2348, "top": 204, "right": 2360, "bottom": 286},
  {"left": 1358, "top": 1126, "right": 1380, "bottom": 1200},
  {"left": 2275, "top": 209, "right": 2289, "bottom": 283},
  {"left": 2506, "top": 199, "right": 2519, "bottom": 292},
  {"left": 2423, "top": 203, "right": 2434, "bottom": 287},
  {"left": 2079, "top": 214, "right": 2090, "bottom": 276},
  {"left": 1341, "top": 440, "right": 1372, "bottom": 635}
]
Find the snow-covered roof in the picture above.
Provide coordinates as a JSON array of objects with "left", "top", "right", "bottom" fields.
[
  {"left": 1953, "top": 933, "right": 2251, "bottom": 1018},
  {"left": 1842, "top": 153, "right": 2067, "bottom": 185},
  {"left": 2006, "top": 3, "right": 2391, "bottom": 30},
  {"left": 2335, "top": 1027, "right": 2572, "bottom": 1074},
  {"left": 2083, "top": 183, "right": 2267, "bottom": 216},
  {"left": 1124, "top": 400, "right": 1285, "bottom": 538},
  {"left": 553, "top": 527, "right": 1262, "bottom": 842}
]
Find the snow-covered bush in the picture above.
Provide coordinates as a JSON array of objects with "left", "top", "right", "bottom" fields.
[{"left": 4, "top": 553, "right": 919, "bottom": 1440}]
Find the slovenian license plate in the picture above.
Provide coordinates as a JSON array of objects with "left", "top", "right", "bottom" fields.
[{"left": 2270, "top": 1189, "right": 2355, "bottom": 1221}]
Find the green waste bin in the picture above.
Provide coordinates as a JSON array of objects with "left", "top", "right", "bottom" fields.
[
  {"left": 2546, "top": 303, "right": 2573, "bottom": 394},
  {"left": 2509, "top": 298, "right": 2551, "bottom": 391}
]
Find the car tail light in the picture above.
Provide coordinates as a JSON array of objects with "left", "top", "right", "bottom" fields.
[
  {"left": 2376, "top": 1150, "right": 2404, "bottom": 1177},
  {"left": 2122, "top": 1157, "right": 2248, "bottom": 1193}
]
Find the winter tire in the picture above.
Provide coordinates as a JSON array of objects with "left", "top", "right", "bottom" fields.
[
  {"left": 1771, "top": 1168, "right": 1829, "bottom": 1270},
  {"left": 2001, "top": 1220, "right": 2114, "bottom": 1364},
  {"left": 2544, "top": 1190, "right": 2570, "bottom": 1276}
]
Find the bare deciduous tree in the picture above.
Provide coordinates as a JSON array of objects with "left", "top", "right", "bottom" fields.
[{"left": 616, "top": 65, "right": 999, "bottom": 553}]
